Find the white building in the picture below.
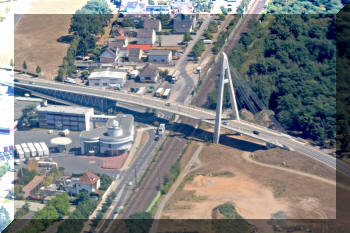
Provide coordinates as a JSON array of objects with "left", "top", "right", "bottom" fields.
[
  {"left": 88, "top": 70, "right": 128, "bottom": 88},
  {"left": 37, "top": 105, "right": 94, "bottom": 131},
  {"left": 148, "top": 50, "right": 172, "bottom": 63},
  {"left": 80, "top": 114, "right": 135, "bottom": 156}
]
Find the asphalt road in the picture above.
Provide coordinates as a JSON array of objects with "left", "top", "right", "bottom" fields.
[
  {"left": 14, "top": 76, "right": 346, "bottom": 176},
  {"left": 119, "top": 117, "right": 198, "bottom": 219},
  {"left": 175, "top": 16, "right": 214, "bottom": 103}
]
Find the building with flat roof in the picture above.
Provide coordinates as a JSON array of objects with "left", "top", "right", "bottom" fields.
[
  {"left": 88, "top": 70, "right": 127, "bottom": 88},
  {"left": 80, "top": 114, "right": 135, "bottom": 156},
  {"left": 37, "top": 105, "right": 94, "bottom": 131}
]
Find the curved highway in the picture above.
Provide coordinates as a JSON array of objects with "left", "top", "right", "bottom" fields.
[{"left": 14, "top": 76, "right": 346, "bottom": 176}]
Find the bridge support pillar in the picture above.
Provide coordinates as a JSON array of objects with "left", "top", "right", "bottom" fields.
[{"left": 213, "top": 53, "right": 240, "bottom": 144}]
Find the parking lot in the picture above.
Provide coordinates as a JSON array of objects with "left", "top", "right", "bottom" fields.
[{"left": 14, "top": 129, "right": 119, "bottom": 176}]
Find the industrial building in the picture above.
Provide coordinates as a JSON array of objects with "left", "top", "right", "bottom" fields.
[
  {"left": 37, "top": 105, "right": 94, "bottom": 131},
  {"left": 80, "top": 114, "right": 135, "bottom": 156},
  {"left": 88, "top": 70, "right": 128, "bottom": 88}
]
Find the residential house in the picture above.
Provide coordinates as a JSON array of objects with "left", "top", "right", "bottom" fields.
[
  {"left": 143, "top": 18, "right": 162, "bottom": 32},
  {"left": 173, "top": 14, "right": 195, "bottom": 34},
  {"left": 124, "top": 1, "right": 146, "bottom": 13},
  {"left": 173, "top": 1, "right": 194, "bottom": 14},
  {"left": 63, "top": 172, "right": 100, "bottom": 195},
  {"left": 100, "top": 47, "right": 118, "bottom": 63},
  {"left": 148, "top": 50, "right": 172, "bottom": 63},
  {"left": 145, "top": 5, "right": 171, "bottom": 14},
  {"left": 110, "top": 36, "right": 128, "bottom": 47},
  {"left": 139, "top": 63, "right": 159, "bottom": 83},
  {"left": 137, "top": 29, "right": 156, "bottom": 45},
  {"left": 110, "top": 26, "right": 124, "bottom": 38},
  {"left": 22, "top": 175, "right": 44, "bottom": 199},
  {"left": 128, "top": 48, "right": 143, "bottom": 62},
  {"left": 75, "top": 172, "right": 100, "bottom": 194}
]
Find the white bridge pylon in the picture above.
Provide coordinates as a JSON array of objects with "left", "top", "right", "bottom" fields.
[{"left": 213, "top": 52, "right": 240, "bottom": 144}]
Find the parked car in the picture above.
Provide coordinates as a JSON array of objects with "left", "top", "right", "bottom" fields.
[{"left": 253, "top": 130, "right": 260, "bottom": 135}]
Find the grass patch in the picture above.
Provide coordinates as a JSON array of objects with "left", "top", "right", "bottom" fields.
[
  {"left": 179, "top": 191, "right": 207, "bottom": 202},
  {"left": 213, "top": 202, "right": 242, "bottom": 219},
  {"left": 211, "top": 170, "right": 235, "bottom": 177},
  {"left": 268, "top": 180, "right": 286, "bottom": 197}
]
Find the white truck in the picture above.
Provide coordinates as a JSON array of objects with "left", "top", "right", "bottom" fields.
[
  {"left": 15, "top": 144, "right": 25, "bottom": 159},
  {"left": 157, "top": 124, "right": 165, "bottom": 135},
  {"left": 27, "top": 142, "right": 37, "bottom": 157},
  {"left": 59, "top": 129, "right": 70, "bottom": 136},
  {"left": 20, "top": 143, "right": 31, "bottom": 158},
  {"left": 39, "top": 142, "right": 50, "bottom": 156},
  {"left": 155, "top": 88, "right": 164, "bottom": 97},
  {"left": 34, "top": 142, "right": 44, "bottom": 157},
  {"left": 162, "top": 88, "right": 171, "bottom": 99}
]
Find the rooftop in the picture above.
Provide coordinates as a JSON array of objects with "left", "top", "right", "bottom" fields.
[
  {"left": 149, "top": 50, "right": 172, "bottom": 56},
  {"left": 37, "top": 105, "right": 94, "bottom": 115},
  {"left": 127, "top": 44, "right": 152, "bottom": 51},
  {"left": 22, "top": 175, "right": 44, "bottom": 197},
  {"left": 76, "top": 172, "right": 99, "bottom": 185},
  {"left": 139, "top": 63, "right": 158, "bottom": 77},
  {"left": 80, "top": 114, "right": 134, "bottom": 141},
  {"left": 137, "top": 28, "right": 155, "bottom": 38},
  {"left": 129, "top": 48, "right": 142, "bottom": 57},
  {"left": 88, "top": 70, "right": 128, "bottom": 80}
]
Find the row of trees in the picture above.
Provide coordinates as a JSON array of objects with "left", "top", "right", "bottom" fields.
[
  {"left": 266, "top": 0, "right": 345, "bottom": 14},
  {"left": 16, "top": 194, "right": 69, "bottom": 233},
  {"left": 57, "top": 0, "right": 112, "bottom": 81},
  {"left": 336, "top": 4, "right": 350, "bottom": 156},
  {"left": 227, "top": 14, "right": 336, "bottom": 146},
  {"left": 212, "top": 16, "right": 241, "bottom": 55},
  {"left": 57, "top": 191, "right": 98, "bottom": 232}
]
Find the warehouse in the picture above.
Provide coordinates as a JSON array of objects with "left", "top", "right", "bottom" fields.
[
  {"left": 37, "top": 104, "right": 94, "bottom": 131},
  {"left": 80, "top": 114, "right": 134, "bottom": 156},
  {"left": 88, "top": 70, "right": 128, "bottom": 88}
]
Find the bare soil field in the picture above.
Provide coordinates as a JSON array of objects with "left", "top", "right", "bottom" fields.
[
  {"left": 14, "top": 14, "right": 72, "bottom": 79},
  {"left": 161, "top": 144, "right": 337, "bottom": 223},
  {"left": 253, "top": 148, "right": 336, "bottom": 180}
]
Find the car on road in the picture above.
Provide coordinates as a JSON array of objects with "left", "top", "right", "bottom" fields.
[
  {"left": 223, "top": 122, "right": 228, "bottom": 125},
  {"left": 253, "top": 130, "right": 260, "bottom": 135},
  {"left": 29, "top": 81, "right": 35, "bottom": 84},
  {"left": 128, "top": 181, "right": 133, "bottom": 186},
  {"left": 165, "top": 102, "right": 171, "bottom": 106},
  {"left": 154, "top": 135, "right": 160, "bottom": 141},
  {"left": 115, "top": 206, "right": 124, "bottom": 213}
]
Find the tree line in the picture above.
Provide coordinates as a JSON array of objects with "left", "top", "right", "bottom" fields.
[
  {"left": 211, "top": 14, "right": 336, "bottom": 147},
  {"left": 57, "top": 0, "right": 112, "bottom": 81}
]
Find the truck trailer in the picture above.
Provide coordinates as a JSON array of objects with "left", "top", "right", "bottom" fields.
[
  {"left": 27, "top": 142, "right": 37, "bottom": 157},
  {"left": 34, "top": 142, "right": 44, "bottom": 157},
  {"left": 39, "top": 142, "right": 50, "bottom": 156}
]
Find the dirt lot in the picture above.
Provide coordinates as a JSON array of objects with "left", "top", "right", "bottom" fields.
[
  {"left": 252, "top": 148, "right": 336, "bottom": 180},
  {"left": 14, "top": 0, "right": 88, "bottom": 79},
  {"left": 14, "top": 14, "right": 72, "bottom": 79},
  {"left": 161, "top": 143, "right": 337, "bottom": 223}
]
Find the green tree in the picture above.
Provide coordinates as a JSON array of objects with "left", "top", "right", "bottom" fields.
[
  {"left": 57, "top": 68, "right": 65, "bottom": 82},
  {"left": 183, "top": 32, "right": 192, "bottom": 42},
  {"left": 192, "top": 40, "right": 205, "bottom": 57},
  {"left": 50, "top": 193, "right": 70, "bottom": 217},
  {"left": 126, "top": 212, "right": 153, "bottom": 233},
  {"left": 10, "top": 58, "right": 14, "bottom": 67},
  {"left": 35, "top": 65, "right": 41, "bottom": 74},
  {"left": 22, "top": 61, "right": 27, "bottom": 73}
]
